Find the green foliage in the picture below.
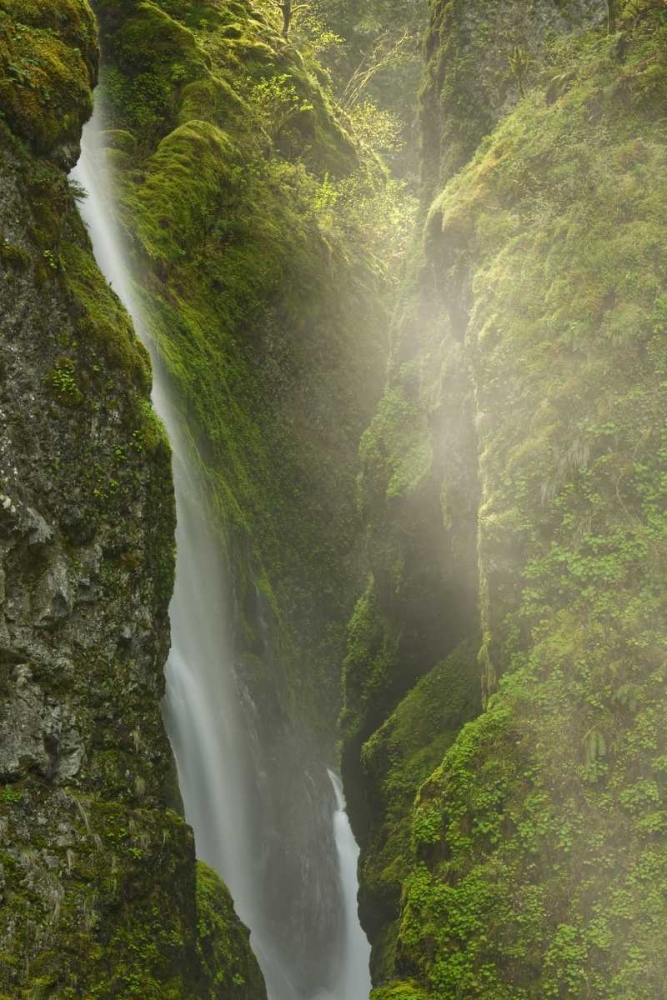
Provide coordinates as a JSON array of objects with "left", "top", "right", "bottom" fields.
[
  {"left": 46, "top": 357, "right": 84, "bottom": 406},
  {"left": 246, "top": 72, "right": 315, "bottom": 139},
  {"left": 347, "top": 100, "right": 404, "bottom": 155},
  {"left": 1, "top": 786, "right": 23, "bottom": 804},
  {"left": 360, "top": 386, "right": 432, "bottom": 501},
  {"left": 286, "top": 0, "right": 429, "bottom": 179}
]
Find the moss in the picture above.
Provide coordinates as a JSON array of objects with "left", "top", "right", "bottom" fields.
[
  {"left": 0, "top": 0, "right": 97, "bottom": 158},
  {"left": 371, "top": 982, "right": 431, "bottom": 1000},
  {"left": 195, "top": 862, "right": 267, "bottom": 1000},
  {"left": 360, "top": 386, "right": 433, "bottom": 501},
  {"left": 0, "top": 237, "right": 29, "bottom": 269},
  {"left": 358, "top": 641, "right": 482, "bottom": 980},
  {"left": 369, "top": 11, "right": 667, "bottom": 997},
  {"left": 98, "top": 0, "right": 357, "bottom": 175},
  {"left": 341, "top": 581, "right": 402, "bottom": 752},
  {"left": 46, "top": 357, "right": 84, "bottom": 406},
  {"left": 101, "top": 3, "right": 210, "bottom": 147},
  {"left": 60, "top": 239, "right": 151, "bottom": 392}
]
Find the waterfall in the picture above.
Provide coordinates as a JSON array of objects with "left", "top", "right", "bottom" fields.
[
  {"left": 71, "top": 106, "right": 371, "bottom": 1000},
  {"left": 326, "top": 772, "right": 373, "bottom": 1000}
]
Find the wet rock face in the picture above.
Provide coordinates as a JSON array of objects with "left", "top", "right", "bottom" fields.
[
  {"left": 0, "top": 662, "right": 83, "bottom": 783},
  {"left": 0, "top": 4, "right": 266, "bottom": 997},
  {"left": 0, "top": 141, "right": 173, "bottom": 805}
]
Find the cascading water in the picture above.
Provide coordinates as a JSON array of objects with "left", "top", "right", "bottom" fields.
[
  {"left": 326, "top": 772, "right": 372, "bottom": 1000},
  {"left": 72, "top": 105, "right": 371, "bottom": 999}
]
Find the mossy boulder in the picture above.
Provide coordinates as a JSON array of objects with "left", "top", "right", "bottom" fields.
[{"left": 0, "top": 0, "right": 98, "bottom": 164}]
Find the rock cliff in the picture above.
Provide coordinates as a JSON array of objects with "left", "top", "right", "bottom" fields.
[
  {"left": 344, "top": 2, "right": 667, "bottom": 996},
  {"left": 0, "top": 2, "right": 265, "bottom": 996}
]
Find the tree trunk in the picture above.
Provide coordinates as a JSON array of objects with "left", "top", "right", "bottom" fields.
[{"left": 281, "top": 1, "right": 292, "bottom": 38}]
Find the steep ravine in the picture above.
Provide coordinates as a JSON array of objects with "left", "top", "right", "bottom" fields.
[{"left": 4, "top": 0, "right": 667, "bottom": 998}]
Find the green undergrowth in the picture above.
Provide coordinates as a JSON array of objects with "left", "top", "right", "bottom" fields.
[
  {"left": 359, "top": 640, "right": 482, "bottom": 982},
  {"left": 377, "top": 11, "right": 667, "bottom": 997}
]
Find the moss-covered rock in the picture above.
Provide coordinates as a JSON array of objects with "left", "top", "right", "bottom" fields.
[
  {"left": 358, "top": 641, "right": 481, "bottom": 982},
  {"left": 420, "top": 0, "right": 605, "bottom": 197},
  {"left": 354, "top": 5, "right": 667, "bottom": 997},
  {"left": 0, "top": 3, "right": 266, "bottom": 996},
  {"left": 0, "top": 0, "right": 98, "bottom": 164},
  {"left": 196, "top": 862, "right": 267, "bottom": 1000}
]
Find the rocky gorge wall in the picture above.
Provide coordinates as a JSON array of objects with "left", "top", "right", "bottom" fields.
[
  {"left": 0, "top": 2, "right": 265, "bottom": 996},
  {"left": 343, "top": 1, "right": 667, "bottom": 998}
]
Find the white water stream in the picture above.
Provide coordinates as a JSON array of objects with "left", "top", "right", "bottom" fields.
[
  {"left": 326, "top": 772, "right": 372, "bottom": 1000},
  {"left": 72, "top": 108, "right": 371, "bottom": 1000}
]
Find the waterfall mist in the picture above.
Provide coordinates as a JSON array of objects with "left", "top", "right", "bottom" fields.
[{"left": 71, "top": 107, "right": 371, "bottom": 1000}]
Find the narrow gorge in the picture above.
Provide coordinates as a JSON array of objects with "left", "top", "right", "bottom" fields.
[{"left": 1, "top": 1, "right": 666, "bottom": 999}]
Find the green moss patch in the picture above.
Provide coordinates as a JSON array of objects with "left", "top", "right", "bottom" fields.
[
  {"left": 380, "top": 12, "right": 667, "bottom": 997},
  {"left": 0, "top": 0, "right": 97, "bottom": 157}
]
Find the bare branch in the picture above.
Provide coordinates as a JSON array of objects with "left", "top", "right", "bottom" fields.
[{"left": 342, "top": 29, "right": 412, "bottom": 109}]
